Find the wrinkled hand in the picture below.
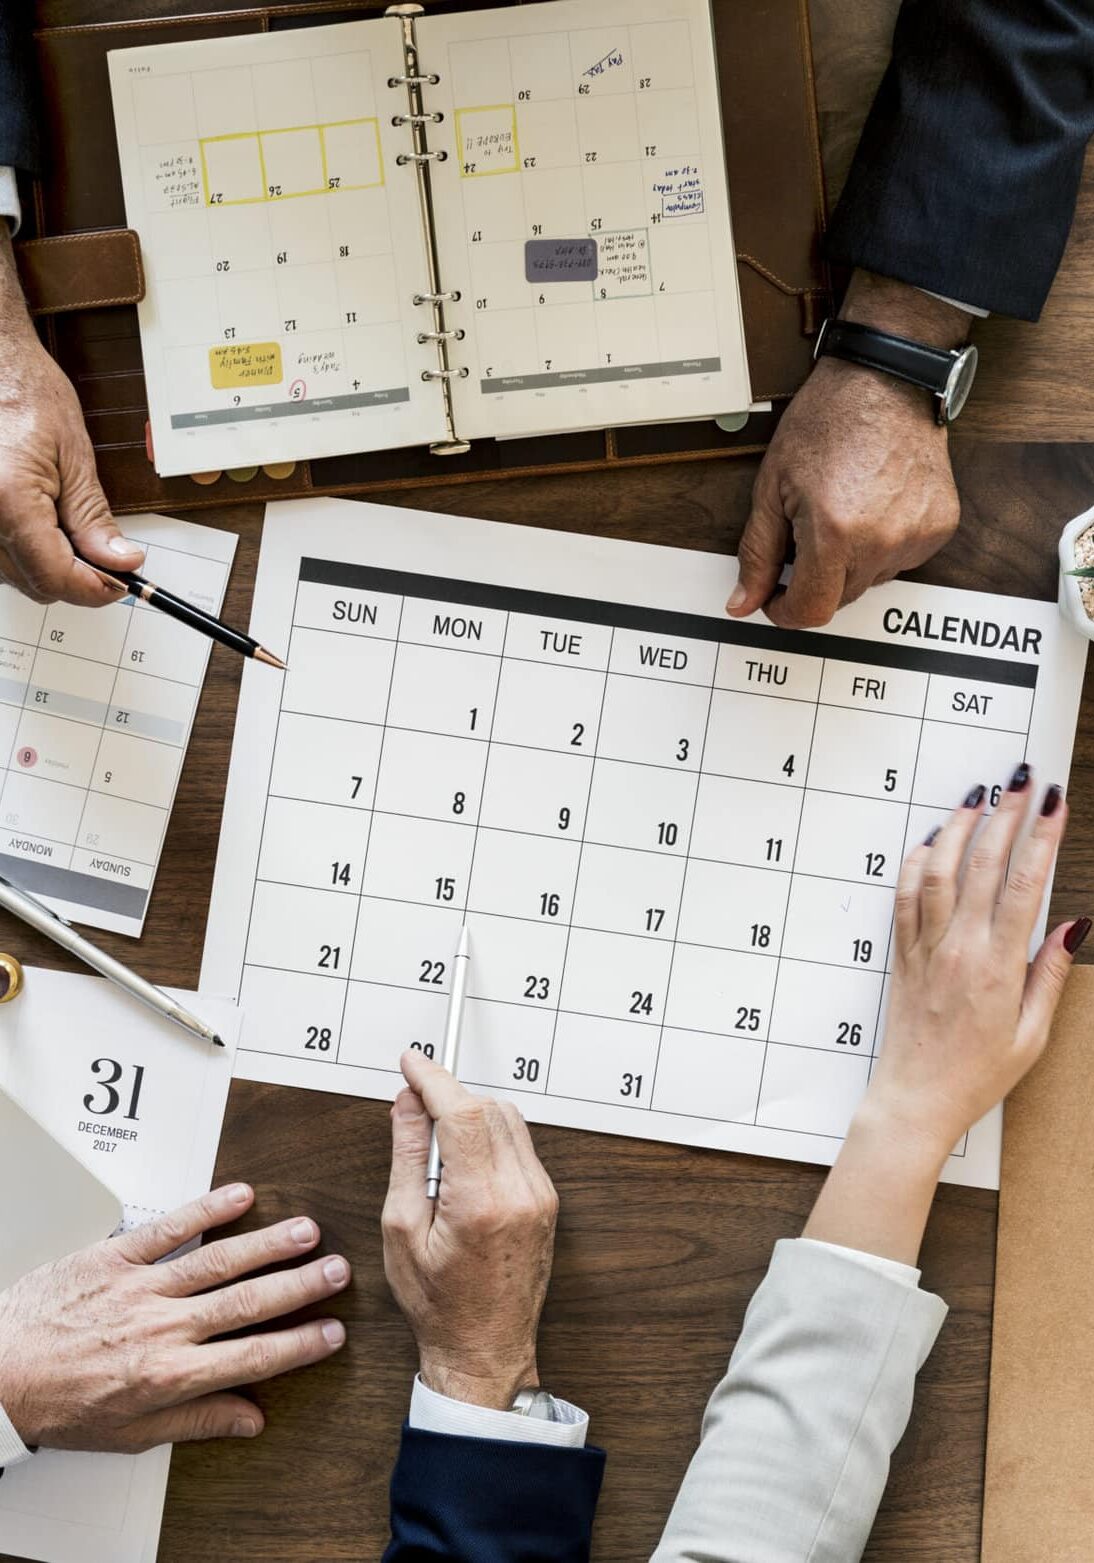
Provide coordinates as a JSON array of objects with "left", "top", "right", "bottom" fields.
[
  {"left": 727, "top": 271, "right": 968, "bottom": 630},
  {"left": 0, "top": 228, "right": 145, "bottom": 605},
  {"left": 0, "top": 1183, "right": 350, "bottom": 1453},
  {"left": 870, "top": 770, "right": 1081, "bottom": 1157},
  {"left": 382, "top": 1050, "right": 558, "bottom": 1410}
]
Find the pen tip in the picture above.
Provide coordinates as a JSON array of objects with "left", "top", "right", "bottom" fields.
[
  {"left": 254, "top": 647, "right": 289, "bottom": 671},
  {"left": 213, "top": 1034, "right": 226, "bottom": 1048}
]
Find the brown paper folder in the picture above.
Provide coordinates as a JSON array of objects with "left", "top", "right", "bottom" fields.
[{"left": 982, "top": 963, "right": 1094, "bottom": 1561}]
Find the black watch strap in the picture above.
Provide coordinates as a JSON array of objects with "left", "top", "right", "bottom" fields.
[{"left": 814, "top": 317, "right": 958, "bottom": 395}]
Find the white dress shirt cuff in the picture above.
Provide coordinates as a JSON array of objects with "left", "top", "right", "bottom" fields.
[
  {"left": 796, "top": 1236, "right": 920, "bottom": 1289},
  {"left": 409, "top": 1375, "right": 588, "bottom": 1449},
  {"left": 917, "top": 286, "right": 989, "bottom": 320},
  {"left": 0, "top": 1402, "right": 32, "bottom": 1468},
  {"left": 0, "top": 168, "right": 22, "bottom": 236}
]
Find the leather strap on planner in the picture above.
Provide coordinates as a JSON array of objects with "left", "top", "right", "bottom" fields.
[{"left": 13, "top": 229, "right": 145, "bottom": 317}]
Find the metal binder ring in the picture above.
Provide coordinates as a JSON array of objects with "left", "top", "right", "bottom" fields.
[
  {"left": 422, "top": 367, "right": 470, "bottom": 380},
  {"left": 392, "top": 112, "right": 444, "bottom": 125},
  {"left": 417, "top": 329, "right": 466, "bottom": 343},
  {"left": 387, "top": 74, "right": 440, "bottom": 86},
  {"left": 413, "top": 290, "right": 461, "bottom": 304},
  {"left": 396, "top": 150, "right": 448, "bottom": 165}
]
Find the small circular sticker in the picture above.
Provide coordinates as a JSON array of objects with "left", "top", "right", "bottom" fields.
[
  {"left": 16, "top": 747, "right": 37, "bottom": 769},
  {"left": 289, "top": 379, "right": 307, "bottom": 402}
]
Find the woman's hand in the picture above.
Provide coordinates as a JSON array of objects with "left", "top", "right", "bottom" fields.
[
  {"left": 868, "top": 768, "right": 1083, "bottom": 1160},
  {"left": 805, "top": 767, "right": 1085, "bottom": 1265}
]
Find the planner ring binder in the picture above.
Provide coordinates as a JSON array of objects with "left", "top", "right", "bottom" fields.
[{"left": 386, "top": 1, "right": 470, "bottom": 457}]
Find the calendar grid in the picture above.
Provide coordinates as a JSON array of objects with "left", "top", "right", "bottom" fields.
[
  {"left": 746, "top": 660, "right": 825, "bottom": 1126},
  {"left": 238, "top": 556, "right": 1044, "bottom": 1150}
]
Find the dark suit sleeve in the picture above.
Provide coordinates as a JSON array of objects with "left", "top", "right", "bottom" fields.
[
  {"left": 825, "top": 0, "right": 1094, "bottom": 321},
  {"left": 0, "top": 4, "right": 39, "bottom": 174},
  {"left": 382, "top": 1427, "right": 606, "bottom": 1562}
]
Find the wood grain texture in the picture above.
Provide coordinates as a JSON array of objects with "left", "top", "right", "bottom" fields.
[
  {"left": 1, "top": 441, "right": 1091, "bottom": 1562},
  {"left": 7, "top": 1, "right": 1094, "bottom": 1559}
]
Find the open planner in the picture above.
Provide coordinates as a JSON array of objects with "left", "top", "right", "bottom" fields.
[{"left": 106, "top": 0, "right": 752, "bottom": 476}]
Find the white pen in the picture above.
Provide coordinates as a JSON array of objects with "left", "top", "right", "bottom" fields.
[
  {"left": 0, "top": 873, "right": 224, "bottom": 1047},
  {"left": 426, "top": 923, "right": 471, "bottom": 1199}
]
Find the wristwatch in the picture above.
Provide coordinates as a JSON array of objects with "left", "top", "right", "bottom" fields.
[
  {"left": 510, "top": 1386, "right": 559, "bottom": 1421},
  {"left": 813, "top": 317, "right": 978, "bottom": 425}
]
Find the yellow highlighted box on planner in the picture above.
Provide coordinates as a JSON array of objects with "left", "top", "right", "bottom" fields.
[
  {"left": 455, "top": 105, "right": 520, "bottom": 177},
  {"left": 209, "top": 342, "right": 283, "bottom": 389}
]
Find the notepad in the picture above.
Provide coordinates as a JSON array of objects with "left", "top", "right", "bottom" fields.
[{"left": 106, "top": 0, "right": 751, "bottom": 474}]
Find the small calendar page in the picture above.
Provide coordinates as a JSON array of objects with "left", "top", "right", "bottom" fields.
[
  {"left": 201, "top": 499, "right": 1087, "bottom": 1190},
  {"left": 0, "top": 514, "right": 235, "bottom": 937},
  {"left": 108, "top": 22, "right": 444, "bottom": 477},
  {"left": 427, "top": 0, "right": 753, "bottom": 437}
]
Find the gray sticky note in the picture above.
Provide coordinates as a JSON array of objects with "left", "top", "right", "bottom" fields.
[{"left": 525, "top": 238, "right": 598, "bottom": 283}]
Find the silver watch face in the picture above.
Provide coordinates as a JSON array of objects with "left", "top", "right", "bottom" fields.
[{"left": 940, "top": 344, "right": 978, "bottom": 423}]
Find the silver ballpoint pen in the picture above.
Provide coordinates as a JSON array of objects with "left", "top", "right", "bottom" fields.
[
  {"left": 0, "top": 873, "right": 224, "bottom": 1046},
  {"left": 426, "top": 923, "right": 471, "bottom": 1199}
]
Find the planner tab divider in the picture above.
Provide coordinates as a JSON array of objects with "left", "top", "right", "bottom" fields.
[{"left": 386, "top": 3, "right": 471, "bottom": 456}]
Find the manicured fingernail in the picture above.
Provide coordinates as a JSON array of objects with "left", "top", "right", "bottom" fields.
[
  {"left": 323, "top": 1257, "right": 349, "bottom": 1285},
  {"left": 1064, "top": 917, "right": 1091, "bottom": 955},
  {"left": 1008, "top": 763, "right": 1031, "bottom": 792},
  {"left": 1041, "top": 785, "right": 1063, "bottom": 817},
  {"left": 924, "top": 826, "right": 941, "bottom": 846},
  {"left": 226, "top": 1184, "right": 250, "bottom": 1205},
  {"left": 726, "top": 583, "right": 748, "bottom": 615},
  {"left": 232, "top": 1416, "right": 258, "bottom": 1438},
  {"left": 108, "top": 535, "right": 144, "bottom": 556},
  {"left": 291, "top": 1218, "right": 316, "bottom": 1245},
  {"left": 963, "top": 784, "right": 986, "bottom": 808},
  {"left": 322, "top": 1319, "right": 346, "bottom": 1347}
]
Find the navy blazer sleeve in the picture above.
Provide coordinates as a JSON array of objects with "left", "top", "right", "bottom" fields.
[
  {"left": 0, "top": 5, "right": 39, "bottom": 174},
  {"left": 826, "top": 0, "right": 1094, "bottom": 320},
  {"left": 383, "top": 1427, "right": 606, "bottom": 1562}
]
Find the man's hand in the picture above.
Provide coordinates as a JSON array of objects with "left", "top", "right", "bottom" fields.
[
  {"left": 0, "top": 1183, "right": 350, "bottom": 1453},
  {"left": 0, "top": 227, "right": 145, "bottom": 605},
  {"left": 382, "top": 1050, "right": 559, "bottom": 1410},
  {"left": 727, "top": 272, "right": 967, "bottom": 630}
]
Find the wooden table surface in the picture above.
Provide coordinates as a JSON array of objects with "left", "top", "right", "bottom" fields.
[{"left": 9, "top": 2, "right": 1094, "bottom": 1560}]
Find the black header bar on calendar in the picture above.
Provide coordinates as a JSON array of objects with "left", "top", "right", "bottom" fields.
[{"left": 297, "top": 558, "right": 1039, "bottom": 689}]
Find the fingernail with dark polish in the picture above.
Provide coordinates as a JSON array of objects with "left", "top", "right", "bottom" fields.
[
  {"left": 924, "top": 826, "right": 941, "bottom": 846},
  {"left": 963, "top": 784, "right": 986, "bottom": 809},
  {"left": 1064, "top": 916, "right": 1091, "bottom": 955},
  {"left": 1008, "top": 762, "right": 1031, "bottom": 792},
  {"left": 1041, "top": 785, "right": 1063, "bottom": 817}
]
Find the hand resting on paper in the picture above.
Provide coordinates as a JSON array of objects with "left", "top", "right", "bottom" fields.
[
  {"left": 0, "top": 1182, "right": 350, "bottom": 1452},
  {"left": 727, "top": 272, "right": 964, "bottom": 630},
  {"left": 382, "top": 1049, "right": 558, "bottom": 1410},
  {"left": 805, "top": 768, "right": 1087, "bottom": 1265},
  {"left": 0, "top": 225, "right": 145, "bottom": 606}
]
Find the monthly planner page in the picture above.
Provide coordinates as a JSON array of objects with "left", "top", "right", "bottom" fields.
[
  {"left": 108, "top": 22, "right": 446, "bottom": 476},
  {"left": 420, "top": 0, "right": 753, "bottom": 436},
  {"left": 202, "top": 499, "right": 1087, "bottom": 1192}
]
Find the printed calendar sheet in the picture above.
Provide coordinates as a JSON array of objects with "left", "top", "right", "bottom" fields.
[
  {"left": 0, "top": 970, "right": 240, "bottom": 1563},
  {"left": 202, "top": 499, "right": 1088, "bottom": 1190},
  {"left": 0, "top": 514, "right": 235, "bottom": 937}
]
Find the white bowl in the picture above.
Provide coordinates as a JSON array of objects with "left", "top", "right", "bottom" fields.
[{"left": 1058, "top": 501, "right": 1094, "bottom": 641}]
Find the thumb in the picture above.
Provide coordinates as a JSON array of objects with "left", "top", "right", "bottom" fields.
[
  {"left": 728, "top": 468, "right": 789, "bottom": 618},
  {"left": 56, "top": 427, "right": 146, "bottom": 573},
  {"left": 1017, "top": 919, "right": 1087, "bottom": 1053},
  {"left": 129, "top": 1393, "right": 265, "bottom": 1450},
  {"left": 383, "top": 1086, "right": 433, "bottom": 1236}
]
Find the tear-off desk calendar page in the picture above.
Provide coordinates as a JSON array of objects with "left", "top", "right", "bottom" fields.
[
  {"left": 0, "top": 969, "right": 241, "bottom": 1563},
  {"left": 202, "top": 497, "right": 1088, "bottom": 1191},
  {"left": 0, "top": 513, "right": 236, "bottom": 937}
]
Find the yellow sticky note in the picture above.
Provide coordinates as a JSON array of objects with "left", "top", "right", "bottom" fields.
[{"left": 209, "top": 342, "right": 283, "bottom": 389}]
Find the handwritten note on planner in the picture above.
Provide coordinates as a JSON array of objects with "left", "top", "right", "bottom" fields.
[
  {"left": 0, "top": 969, "right": 240, "bottom": 1563},
  {"left": 202, "top": 499, "right": 1087, "bottom": 1191},
  {"left": 0, "top": 515, "right": 235, "bottom": 936}
]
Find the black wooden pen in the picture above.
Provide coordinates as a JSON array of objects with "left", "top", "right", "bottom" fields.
[{"left": 79, "top": 553, "right": 288, "bottom": 670}]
